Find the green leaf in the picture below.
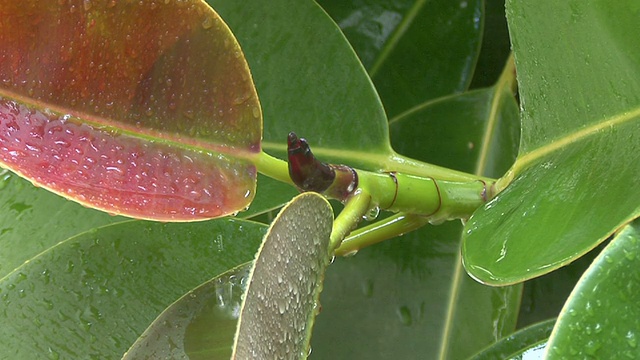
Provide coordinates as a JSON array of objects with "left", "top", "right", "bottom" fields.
[
  {"left": 0, "top": 170, "right": 124, "bottom": 279},
  {"left": 312, "top": 73, "right": 522, "bottom": 358},
  {"left": 211, "top": 0, "right": 478, "bottom": 184},
  {"left": 470, "top": 318, "right": 554, "bottom": 360},
  {"left": 123, "top": 263, "right": 252, "bottom": 360},
  {"left": 546, "top": 220, "right": 640, "bottom": 359},
  {"left": 0, "top": 0, "right": 260, "bottom": 220},
  {"left": 233, "top": 192, "right": 334, "bottom": 359},
  {"left": 317, "top": 0, "right": 484, "bottom": 117},
  {"left": 211, "top": 0, "right": 388, "bottom": 155},
  {"left": 463, "top": 0, "right": 640, "bottom": 285},
  {"left": 0, "top": 219, "right": 265, "bottom": 358}
]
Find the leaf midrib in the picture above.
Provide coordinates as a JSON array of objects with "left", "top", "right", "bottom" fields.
[
  {"left": 0, "top": 91, "right": 259, "bottom": 162},
  {"left": 369, "top": 0, "right": 428, "bottom": 78},
  {"left": 513, "top": 105, "right": 640, "bottom": 175}
]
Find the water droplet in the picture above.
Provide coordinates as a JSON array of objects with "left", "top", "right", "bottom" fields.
[
  {"left": 83, "top": 0, "right": 92, "bottom": 11},
  {"left": 627, "top": 331, "right": 637, "bottom": 348},
  {"left": 0, "top": 169, "right": 12, "bottom": 189},
  {"left": 397, "top": 306, "right": 412, "bottom": 326},
  {"left": 201, "top": 16, "right": 214, "bottom": 29},
  {"left": 361, "top": 279, "right": 374, "bottom": 297},
  {"left": 343, "top": 250, "right": 358, "bottom": 257},
  {"left": 363, "top": 206, "right": 380, "bottom": 221}
]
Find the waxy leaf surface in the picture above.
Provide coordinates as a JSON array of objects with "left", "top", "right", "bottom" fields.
[
  {"left": 0, "top": 215, "right": 265, "bottom": 358},
  {"left": 317, "top": 0, "right": 483, "bottom": 118},
  {"left": 546, "top": 220, "right": 640, "bottom": 359},
  {"left": 233, "top": 192, "right": 334, "bottom": 359},
  {"left": 212, "top": 0, "right": 478, "bottom": 184},
  {"left": 463, "top": 0, "right": 640, "bottom": 285},
  {"left": 123, "top": 263, "right": 252, "bottom": 359},
  {"left": 0, "top": 0, "right": 261, "bottom": 221}
]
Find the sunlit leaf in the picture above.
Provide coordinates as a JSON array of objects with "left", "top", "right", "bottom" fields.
[
  {"left": 546, "top": 220, "right": 640, "bottom": 359},
  {"left": 233, "top": 192, "right": 334, "bottom": 359},
  {"left": 463, "top": 0, "right": 640, "bottom": 285},
  {"left": 0, "top": 219, "right": 265, "bottom": 358},
  {"left": 123, "top": 263, "right": 252, "bottom": 360},
  {"left": 0, "top": 0, "right": 261, "bottom": 221}
]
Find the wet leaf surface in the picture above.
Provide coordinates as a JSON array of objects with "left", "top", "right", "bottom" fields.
[
  {"left": 546, "top": 220, "right": 640, "bottom": 359},
  {"left": 123, "top": 263, "right": 252, "bottom": 360},
  {"left": 0, "top": 0, "right": 260, "bottom": 220},
  {"left": 317, "top": 0, "right": 483, "bottom": 118},
  {"left": 463, "top": 0, "right": 640, "bottom": 285},
  {"left": 233, "top": 192, "right": 333, "bottom": 359},
  {"left": 0, "top": 217, "right": 265, "bottom": 358}
]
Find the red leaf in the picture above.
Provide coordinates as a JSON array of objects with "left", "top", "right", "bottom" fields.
[{"left": 0, "top": 0, "right": 261, "bottom": 221}]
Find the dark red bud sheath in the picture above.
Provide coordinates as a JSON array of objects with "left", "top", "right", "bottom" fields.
[{"left": 287, "top": 132, "right": 335, "bottom": 193}]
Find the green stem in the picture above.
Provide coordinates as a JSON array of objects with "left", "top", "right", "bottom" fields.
[
  {"left": 329, "top": 190, "right": 371, "bottom": 251},
  {"left": 335, "top": 212, "right": 430, "bottom": 256},
  {"left": 356, "top": 169, "right": 490, "bottom": 221},
  {"left": 255, "top": 151, "right": 293, "bottom": 185}
]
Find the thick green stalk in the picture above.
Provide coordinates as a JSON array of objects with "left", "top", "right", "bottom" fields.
[
  {"left": 356, "top": 169, "right": 490, "bottom": 222},
  {"left": 329, "top": 190, "right": 372, "bottom": 251},
  {"left": 335, "top": 212, "right": 430, "bottom": 256}
]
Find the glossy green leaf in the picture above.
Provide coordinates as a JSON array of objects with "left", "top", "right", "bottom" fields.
[
  {"left": 211, "top": 0, "right": 477, "bottom": 184},
  {"left": 317, "top": 0, "right": 483, "bottom": 117},
  {"left": 0, "top": 218, "right": 265, "bottom": 358},
  {"left": 0, "top": 169, "right": 124, "bottom": 279},
  {"left": 517, "top": 240, "right": 608, "bottom": 328},
  {"left": 546, "top": 220, "right": 640, "bottom": 359},
  {"left": 233, "top": 192, "right": 334, "bottom": 359},
  {"left": 211, "top": 0, "right": 387, "bottom": 154},
  {"left": 312, "top": 73, "right": 522, "bottom": 358},
  {"left": 0, "top": 0, "right": 260, "bottom": 221},
  {"left": 470, "top": 318, "right": 554, "bottom": 360},
  {"left": 469, "top": 0, "right": 511, "bottom": 88},
  {"left": 463, "top": 0, "right": 640, "bottom": 285},
  {"left": 123, "top": 262, "right": 252, "bottom": 360}
]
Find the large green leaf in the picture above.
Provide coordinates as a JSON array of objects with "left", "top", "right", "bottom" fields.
[
  {"left": 546, "top": 220, "right": 640, "bottom": 359},
  {"left": 234, "top": 192, "right": 334, "bottom": 359},
  {"left": 0, "top": 170, "right": 124, "bottom": 279},
  {"left": 122, "top": 263, "right": 252, "bottom": 359},
  {"left": 0, "top": 0, "right": 260, "bottom": 221},
  {"left": 317, "top": 0, "right": 483, "bottom": 118},
  {"left": 0, "top": 218, "right": 265, "bottom": 358},
  {"left": 211, "top": 0, "right": 388, "bottom": 154},
  {"left": 212, "top": 0, "right": 480, "bottom": 183},
  {"left": 463, "top": 0, "right": 640, "bottom": 285},
  {"left": 311, "top": 71, "right": 522, "bottom": 358}
]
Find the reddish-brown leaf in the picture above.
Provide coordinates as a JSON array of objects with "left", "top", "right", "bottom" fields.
[{"left": 0, "top": 0, "right": 261, "bottom": 221}]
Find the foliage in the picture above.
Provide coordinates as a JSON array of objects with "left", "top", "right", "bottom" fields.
[{"left": 0, "top": 0, "right": 638, "bottom": 359}]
